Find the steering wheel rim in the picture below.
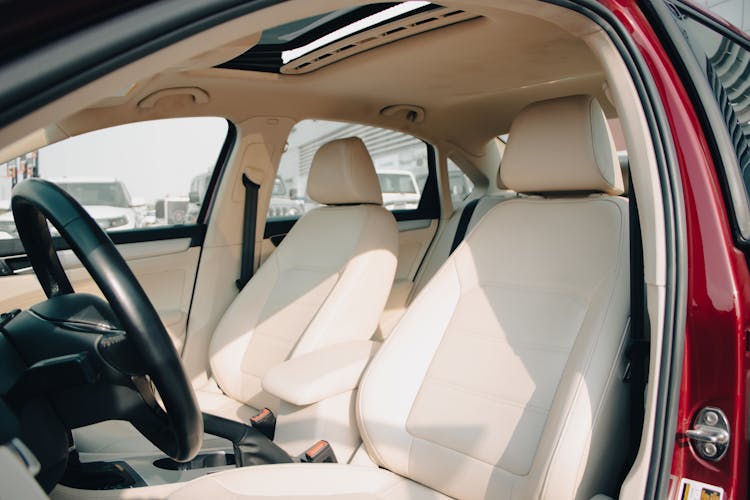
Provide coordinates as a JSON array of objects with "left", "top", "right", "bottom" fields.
[{"left": 11, "top": 178, "right": 202, "bottom": 462}]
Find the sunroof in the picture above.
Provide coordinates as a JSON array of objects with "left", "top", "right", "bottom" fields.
[
  {"left": 281, "top": 2, "right": 430, "bottom": 63},
  {"left": 217, "top": 2, "right": 440, "bottom": 73},
  {"left": 257, "top": 10, "right": 359, "bottom": 46}
]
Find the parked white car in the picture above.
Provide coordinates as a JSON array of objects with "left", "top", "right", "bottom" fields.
[
  {"left": 376, "top": 170, "right": 420, "bottom": 211},
  {"left": 268, "top": 176, "right": 304, "bottom": 218},
  {"left": 0, "top": 177, "right": 142, "bottom": 236}
]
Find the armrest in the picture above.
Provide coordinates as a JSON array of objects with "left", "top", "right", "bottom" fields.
[{"left": 262, "top": 340, "right": 378, "bottom": 406}]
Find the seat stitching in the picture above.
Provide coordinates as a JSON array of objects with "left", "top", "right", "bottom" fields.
[
  {"left": 452, "top": 328, "right": 574, "bottom": 353},
  {"left": 409, "top": 434, "right": 527, "bottom": 475},
  {"left": 419, "top": 375, "right": 551, "bottom": 414},
  {"left": 478, "top": 280, "right": 593, "bottom": 299}
]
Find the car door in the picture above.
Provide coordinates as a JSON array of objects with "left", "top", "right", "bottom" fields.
[
  {"left": 641, "top": 1, "right": 750, "bottom": 498},
  {"left": 0, "top": 117, "right": 234, "bottom": 353}
]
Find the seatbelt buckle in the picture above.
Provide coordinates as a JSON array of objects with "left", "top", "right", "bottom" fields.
[
  {"left": 300, "top": 440, "right": 337, "bottom": 463},
  {"left": 250, "top": 408, "right": 276, "bottom": 440}
]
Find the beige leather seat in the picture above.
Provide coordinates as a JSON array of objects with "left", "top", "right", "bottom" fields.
[
  {"left": 73, "top": 137, "right": 399, "bottom": 454},
  {"left": 168, "top": 95, "right": 631, "bottom": 499}
]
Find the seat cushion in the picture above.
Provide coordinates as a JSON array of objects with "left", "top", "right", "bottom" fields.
[{"left": 168, "top": 464, "right": 449, "bottom": 500}]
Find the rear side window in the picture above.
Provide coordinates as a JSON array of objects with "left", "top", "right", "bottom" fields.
[
  {"left": 271, "top": 119, "right": 432, "bottom": 221},
  {"left": 0, "top": 117, "right": 228, "bottom": 247}
]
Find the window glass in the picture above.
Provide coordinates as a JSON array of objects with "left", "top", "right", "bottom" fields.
[
  {"left": 0, "top": 117, "right": 228, "bottom": 240},
  {"left": 677, "top": 13, "right": 750, "bottom": 198},
  {"left": 447, "top": 158, "right": 474, "bottom": 205},
  {"left": 271, "top": 119, "right": 429, "bottom": 220}
]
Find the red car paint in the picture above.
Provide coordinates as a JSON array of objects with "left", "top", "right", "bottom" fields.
[{"left": 602, "top": 1, "right": 750, "bottom": 497}]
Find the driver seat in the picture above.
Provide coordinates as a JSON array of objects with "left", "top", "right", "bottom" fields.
[
  {"left": 169, "top": 95, "right": 631, "bottom": 499},
  {"left": 73, "top": 137, "right": 399, "bottom": 455}
]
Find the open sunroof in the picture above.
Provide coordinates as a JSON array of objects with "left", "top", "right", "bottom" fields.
[{"left": 217, "top": 2, "right": 444, "bottom": 73}]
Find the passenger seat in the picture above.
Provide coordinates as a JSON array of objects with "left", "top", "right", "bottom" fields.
[{"left": 73, "top": 137, "right": 399, "bottom": 457}]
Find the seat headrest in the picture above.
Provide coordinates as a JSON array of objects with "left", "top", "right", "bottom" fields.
[
  {"left": 499, "top": 95, "right": 624, "bottom": 195},
  {"left": 307, "top": 137, "right": 382, "bottom": 205}
]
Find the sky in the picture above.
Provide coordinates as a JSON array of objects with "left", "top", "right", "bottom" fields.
[{"left": 31, "top": 117, "right": 228, "bottom": 204}]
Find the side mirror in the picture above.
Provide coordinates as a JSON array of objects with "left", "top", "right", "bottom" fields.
[
  {"left": 189, "top": 191, "right": 201, "bottom": 204},
  {"left": 130, "top": 196, "right": 146, "bottom": 207}
]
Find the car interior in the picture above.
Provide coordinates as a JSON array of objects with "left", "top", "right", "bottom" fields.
[{"left": 0, "top": 1, "right": 674, "bottom": 499}]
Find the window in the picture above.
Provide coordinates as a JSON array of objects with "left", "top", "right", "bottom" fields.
[
  {"left": 271, "top": 119, "right": 430, "bottom": 221},
  {"left": 0, "top": 117, "right": 229, "bottom": 243},
  {"left": 676, "top": 12, "right": 750, "bottom": 199}
]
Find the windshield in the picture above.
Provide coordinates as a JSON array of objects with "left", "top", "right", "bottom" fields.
[
  {"left": 56, "top": 182, "right": 130, "bottom": 208},
  {"left": 378, "top": 173, "right": 417, "bottom": 194}
]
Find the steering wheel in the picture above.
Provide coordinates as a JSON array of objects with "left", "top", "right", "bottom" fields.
[{"left": 11, "top": 178, "right": 202, "bottom": 462}]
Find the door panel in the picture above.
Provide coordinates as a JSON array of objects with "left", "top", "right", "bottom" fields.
[{"left": 0, "top": 240, "right": 200, "bottom": 351}]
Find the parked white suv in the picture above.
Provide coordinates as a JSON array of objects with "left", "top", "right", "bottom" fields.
[
  {"left": 376, "top": 170, "right": 420, "bottom": 211},
  {"left": 0, "top": 177, "right": 142, "bottom": 237}
]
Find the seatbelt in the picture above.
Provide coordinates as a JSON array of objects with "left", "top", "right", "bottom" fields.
[
  {"left": 236, "top": 173, "right": 260, "bottom": 290},
  {"left": 450, "top": 198, "right": 480, "bottom": 254},
  {"left": 626, "top": 176, "right": 649, "bottom": 465}
]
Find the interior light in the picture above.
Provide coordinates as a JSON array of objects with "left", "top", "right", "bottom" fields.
[{"left": 281, "top": 1, "right": 430, "bottom": 64}]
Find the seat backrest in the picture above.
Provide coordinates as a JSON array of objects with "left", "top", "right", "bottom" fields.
[
  {"left": 413, "top": 192, "right": 515, "bottom": 298},
  {"left": 210, "top": 137, "right": 398, "bottom": 412},
  {"left": 358, "top": 96, "right": 630, "bottom": 499}
]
